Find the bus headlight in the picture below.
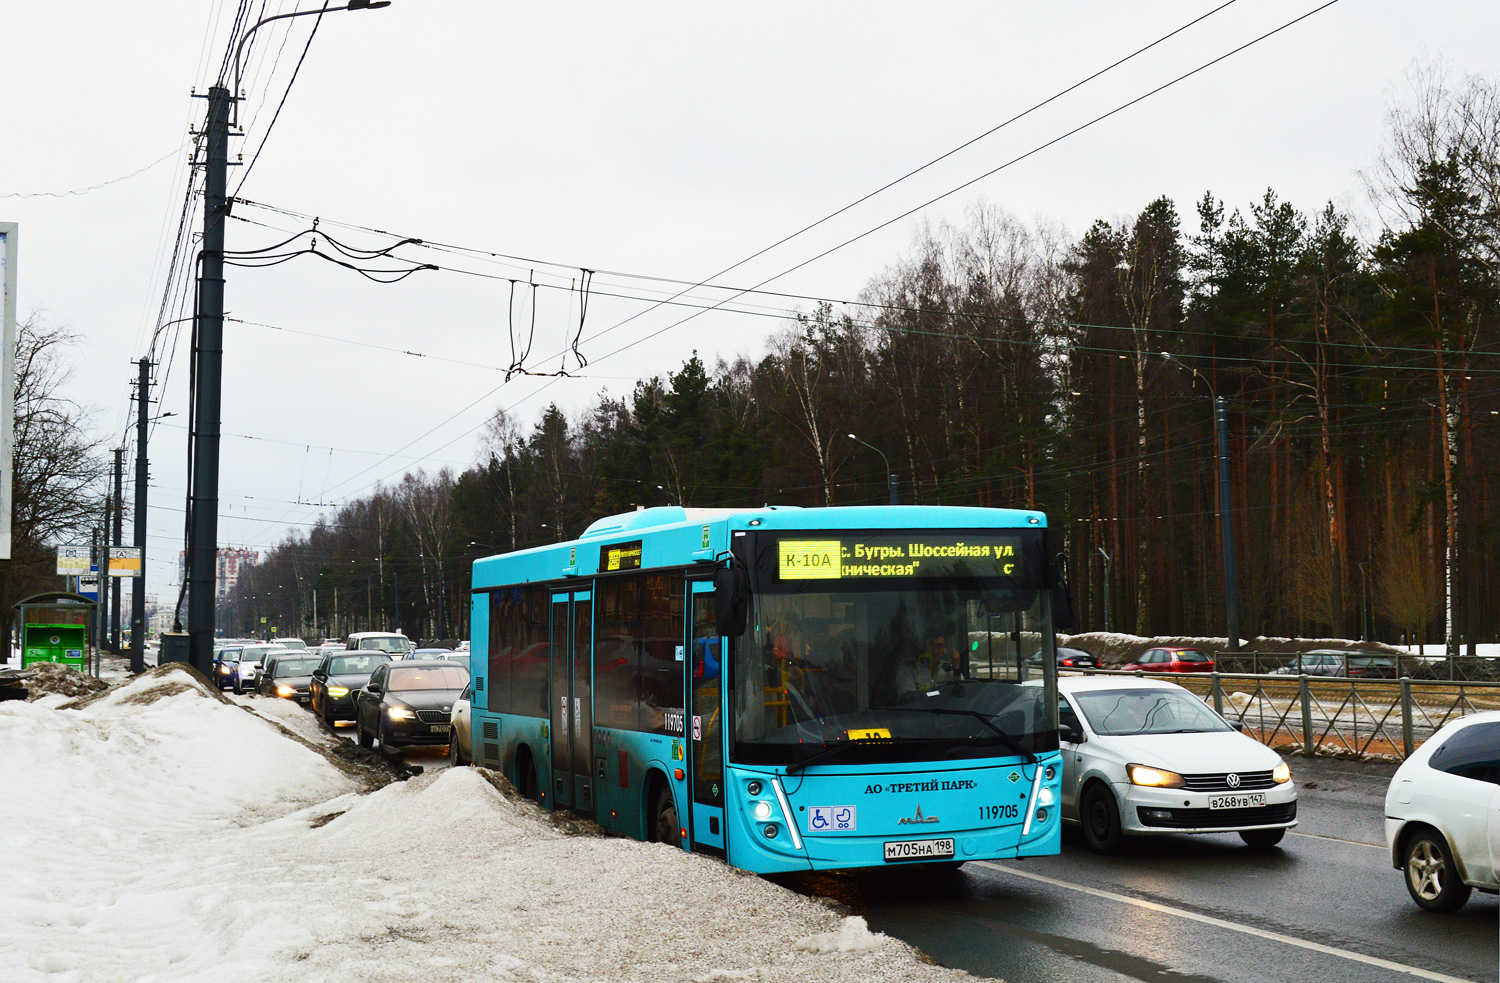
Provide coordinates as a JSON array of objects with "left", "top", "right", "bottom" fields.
[
  {"left": 1037, "top": 785, "right": 1055, "bottom": 807},
  {"left": 752, "top": 800, "right": 773, "bottom": 820},
  {"left": 763, "top": 823, "right": 779, "bottom": 839}
]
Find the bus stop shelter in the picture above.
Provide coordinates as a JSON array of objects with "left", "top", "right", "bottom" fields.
[{"left": 15, "top": 592, "right": 98, "bottom": 677}]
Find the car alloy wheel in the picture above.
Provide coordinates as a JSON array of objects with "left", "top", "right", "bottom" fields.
[{"left": 1404, "top": 832, "right": 1472, "bottom": 912}]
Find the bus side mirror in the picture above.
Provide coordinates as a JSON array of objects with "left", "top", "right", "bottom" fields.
[
  {"left": 1051, "top": 553, "right": 1075, "bottom": 631},
  {"left": 714, "top": 565, "right": 749, "bottom": 637}
]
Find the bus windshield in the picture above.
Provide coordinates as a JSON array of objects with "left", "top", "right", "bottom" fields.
[{"left": 732, "top": 584, "right": 1056, "bottom": 765}]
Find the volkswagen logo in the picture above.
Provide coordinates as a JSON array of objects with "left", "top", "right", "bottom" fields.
[{"left": 1225, "top": 773, "right": 1241, "bottom": 789}]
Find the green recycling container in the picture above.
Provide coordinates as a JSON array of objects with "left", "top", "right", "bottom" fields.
[{"left": 22, "top": 622, "right": 88, "bottom": 669}]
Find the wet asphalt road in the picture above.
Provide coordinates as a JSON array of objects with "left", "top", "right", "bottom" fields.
[{"left": 784, "top": 756, "right": 1499, "bottom": 983}]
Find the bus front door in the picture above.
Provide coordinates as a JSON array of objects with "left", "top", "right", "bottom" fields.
[
  {"left": 688, "top": 583, "right": 726, "bottom": 857},
  {"left": 549, "top": 591, "right": 593, "bottom": 811}
]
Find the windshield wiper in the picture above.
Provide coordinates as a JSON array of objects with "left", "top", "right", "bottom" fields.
[
  {"left": 868, "top": 706, "right": 1038, "bottom": 764},
  {"left": 785, "top": 737, "right": 922, "bottom": 775}
]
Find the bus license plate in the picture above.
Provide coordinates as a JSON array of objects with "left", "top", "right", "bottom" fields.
[
  {"left": 883, "top": 838, "right": 955, "bottom": 862},
  {"left": 1209, "top": 793, "right": 1264, "bottom": 810}
]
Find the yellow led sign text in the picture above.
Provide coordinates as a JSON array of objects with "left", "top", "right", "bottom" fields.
[{"left": 777, "top": 537, "right": 1021, "bottom": 580}]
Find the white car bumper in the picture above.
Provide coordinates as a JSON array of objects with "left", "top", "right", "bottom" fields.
[{"left": 1116, "top": 781, "right": 1298, "bottom": 835}]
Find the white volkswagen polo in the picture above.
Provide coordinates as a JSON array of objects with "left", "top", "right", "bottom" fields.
[
  {"left": 1058, "top": 676, "right": 1297, "bottom": 853},
  {"left": 1385, "top": 711, "right": 1500, "bottom": 912}
]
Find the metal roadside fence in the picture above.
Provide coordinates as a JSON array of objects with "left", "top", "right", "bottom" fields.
[
  {"left": 1213, "top": 650, "right": 1500, "bottom": 683},
  {"left": 1072, "top": 667, "right": 1500, "bottom": 760}
]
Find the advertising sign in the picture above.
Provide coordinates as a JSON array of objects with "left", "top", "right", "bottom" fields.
[
  {"left": 107, "top": 546, "right": 142, "bottom": 577},
  {"left": 57, "top": 545, "right": 91, "bottom": 577}
]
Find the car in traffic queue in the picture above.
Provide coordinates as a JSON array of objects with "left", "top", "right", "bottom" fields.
[
  {"left": 256, "top": 652, "right": 323, "bottom": 703},
  {"left": 272, "top": 637, "right": 308, "bottom": 651},
  {"left": 211, "top": 645, "right": 244, "bottom": 690},
  {"left": 227, "top": 644, "right": 288, "bottom": 695},
  {"left": 1385, "top": 711, "right": 1500, "bottom": 912},
  {"left": 1028, "top": 645, "right": 1100, "bottom": 671},
  {"left": 449, "top": 681, "right": 473, "bottom": 767},
  {"left": 408, "top": 647, "right": 454, "bottom": 660},
  {"left": 1120, "top": 646, "right": 1216, "bottom": 673},
  {"left": 309, "top": 652, "right": 392, "bottom": 726},
  {"left": 342, "top": 631, "right": 413, "bottom": 658},
  {"left": 353, "top": 660, "right": 469, "bottom": 751},
  {"left": 1057, "top": 676, "right": 1296, "bottom": 853}
]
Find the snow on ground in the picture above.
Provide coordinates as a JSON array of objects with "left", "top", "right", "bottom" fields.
[{"left": 2, "top": 667, "right": 977, "bottom": 983}]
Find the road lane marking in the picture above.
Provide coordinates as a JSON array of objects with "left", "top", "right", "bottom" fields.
[
  {"left": 971, "top": 861, "right": 1478, "bottom": 983},
  {"left": 1288, "top": 829, "right": 1387, "bottom": 850}
]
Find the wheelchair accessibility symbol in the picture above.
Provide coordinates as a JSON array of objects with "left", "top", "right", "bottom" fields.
[{"left": 808, "top": 805, "right": 856, "bottom": 832}]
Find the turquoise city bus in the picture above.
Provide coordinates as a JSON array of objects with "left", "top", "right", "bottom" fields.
[{"left": 469, "top": 504, "right": 1066, "bottom": 873}]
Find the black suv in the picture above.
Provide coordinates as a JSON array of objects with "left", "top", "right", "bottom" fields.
[{"left": 309, "top": 652, "right": 391, "bottom": 726}]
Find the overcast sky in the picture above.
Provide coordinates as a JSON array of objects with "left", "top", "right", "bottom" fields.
[{"left": 5, "top": 0, "right": 1499, "bottom": 600}]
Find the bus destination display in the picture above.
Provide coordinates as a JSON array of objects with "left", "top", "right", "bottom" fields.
[{"left": 777, "top": 535, "right": 1023, "bottom": 581}]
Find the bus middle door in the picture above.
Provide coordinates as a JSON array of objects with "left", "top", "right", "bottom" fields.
[
  {"left": 687, "top": 582, "right": 726, "bottom": 857},
  {"left": 549, "top": 590, "right": 593, "bottom": 811}
]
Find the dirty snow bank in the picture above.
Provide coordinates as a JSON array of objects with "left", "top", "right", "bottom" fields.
[{"left": 2, "top": 667, "right": 977, "bottom": 983}]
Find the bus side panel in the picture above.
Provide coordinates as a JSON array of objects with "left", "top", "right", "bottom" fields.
[{"left": 589, "top": 727, "right": 687, "bottom": 843}]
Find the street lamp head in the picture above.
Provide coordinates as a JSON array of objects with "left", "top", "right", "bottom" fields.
[
  {"left": 846, "top": 433, "right": 857, "bottom": 440},
  {"left": 348, "top": 0, "right": 393, "bottom": 8}
]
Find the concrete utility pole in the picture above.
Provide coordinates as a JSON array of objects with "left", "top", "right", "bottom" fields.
[
  {"left": 111, "top": 447, "right": 123, "bottom": 652},
  {"left": 131, "top": 358, "right": 149, "bottom": 674},
  {"left": 185, "top": 84, "right": 231, "bottom": 676}
]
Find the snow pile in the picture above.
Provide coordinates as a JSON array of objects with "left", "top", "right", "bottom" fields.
[
  {"left": 2, "top": 666, "right": 972, "bottom": 983},
  {"left": 20, "top": 661, "right": 107, "bottom": 702},
  {"left": 794, "top": 916, "right": 886, "bottom": 954}
]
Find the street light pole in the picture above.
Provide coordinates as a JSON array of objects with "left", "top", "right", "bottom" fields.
[
  {"left": 185, "top": 0, "right": 391, "bottom": 675},
  {"left": 1161, "top": 353, "right": 1241, "bottom": 653},
  {"left": 847, "top": 434, "right": 897, "bottom": 505}
]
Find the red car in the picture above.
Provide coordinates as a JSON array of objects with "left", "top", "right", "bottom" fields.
[{"left": 1121, "top": 647, "right": 1215, "bottom": 673}]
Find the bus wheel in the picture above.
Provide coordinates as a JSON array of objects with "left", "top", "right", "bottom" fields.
[
  {"left": 516, "top": 752, "right": 540, "bottom": 801},
  {"left": 651, "top": 786, "right": 679, "bottom": 845}
]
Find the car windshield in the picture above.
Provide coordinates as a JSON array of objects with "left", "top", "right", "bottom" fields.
[
  {"left": 1170, "top": 650, "right": 1211, "bottom": 662},
  {"left": 359, "top": 636, "right": 411, "bottom": 654},
  {"left": 239, "top": 649, "right": 271, "bottom": 665},
  {"left": 277, "top": 640, "right": 307, "bottom": 650},
  {"left": 447, "top": 654, "right": 470, "bottom": 671},
  {"left": 1072, "top": 688, "right": 1231, "bottom": 736},
  {"left": 388, "top": 665, "right": 468, "bottom": 691},
  {"left": 274, "top": 658, "right": 320, "bottom": 677},
  {"left": 330, "top": 655, "right": 389, "bottom": 674},
  {"left": 733, "top": 585, "right": 1053, "bottom": 764}
]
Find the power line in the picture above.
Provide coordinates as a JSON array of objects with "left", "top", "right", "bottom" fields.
[{"left": 0, "top": 145, "right": 187, "bottom": 199}]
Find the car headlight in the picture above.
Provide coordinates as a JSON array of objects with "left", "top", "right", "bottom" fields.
[
  {"left": 1127, "top": 764, "right": 1185, "bottom": 788},
  {"left": 387, "top": 706, "right": 415, "bottom": 720},
  {"left": 275, "top": 685, "right": 296, "bottom": 697},
  {"left": 326, "top": 686, "right": 350, "bottom": 698},
  {"left": 1272, "top": 760, "right": 1291, "bottom": 784}
]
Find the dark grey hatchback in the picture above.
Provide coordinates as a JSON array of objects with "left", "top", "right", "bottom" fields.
[
  {"left": 354, "top": 660, "right": 470, "bottom": 750},
  {"left": 309, "top": 652, "right": 392, "bottom": 726}
]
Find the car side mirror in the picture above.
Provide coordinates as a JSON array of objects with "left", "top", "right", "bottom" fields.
[
  {"left": 1059, "top": 722, "right": 1083, "bottom": 743},
  {"left": 1230, "top": 720, "right": 1244, "bottom": 733}
]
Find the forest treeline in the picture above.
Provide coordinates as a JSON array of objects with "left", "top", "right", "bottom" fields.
[{"left": 232, "top": 70, "right": 1500, "bottom": 654}]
